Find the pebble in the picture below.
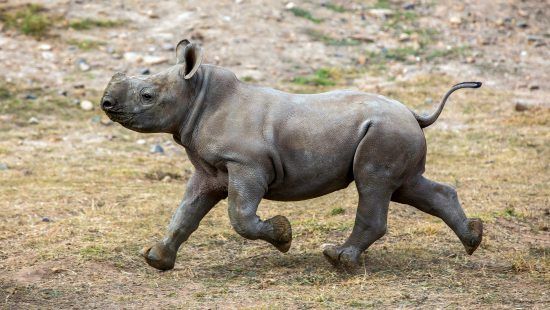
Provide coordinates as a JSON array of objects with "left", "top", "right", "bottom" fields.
[
  {"left": 285, "top": 2, "right": 295, "bottom": 10},
  {"left": 368, "top": 9, "right": 394, "bottom": 18},
  {"left": 124, "top": 52, "right": 143, "bottom": 63},
  {"left": 146, "top": 10, "right": 159, "bottom": 19},
  {"left": 140, "top": 68, "right": 151, "bottom": 75},
  {"left": 449, "top": 16, "right": 462, "bottom": 25},
  {"left": 80, "top": 100, "right": 94, "bottom": 111},
  {"left": 38, "top": 43, "right": 52, "bottom": 51},
  {"left": 517, "top": 21, "right": 528, "bottom": 28},
  {"left": 515, "top": 101, "right": 531, "bottom": 112},
  {"left": 41, "top": 52, "right": 55, "bottom": 61},
  {"left": 42, "top": 217, "right": 51, "bottom": 222},
  {"left": 25, "top": 93, "right": 37, "bottom": 100},
  {"left": 77, "top": 59, "right": 91, "bottom": 71},
  {"left": 402, "top": 3, "right": 415, "bottom": 10},
  {"left": 0, "top": 163, "right": 8, "bottom": 171},
  {"left": 425, "top": 98, "right": 433, "bottom": 104},
  {"left": 143, "top": 55, "right": 168, "bottom": 65},
  {"left": 91, "top": 115, "right": 101, "bottom": 123},
  {"left": 529, "top": 84, "right": 539, "bottom": 90},
  {"left": 136, "top": 139, "right": 146, "bottom": 145},
  {"left": 161, "top": 43, "right": 175, "bottom": 51},
  {"left": 28, "top": 117, "right": 39, "bottom": 124},
  {"left": 399, "top": 33, "right": 410, "bottom": 42},
  {"left": 150, "top": 144, "right": 164, "bottom": 154}
]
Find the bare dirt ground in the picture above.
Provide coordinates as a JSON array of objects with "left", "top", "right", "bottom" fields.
[{"left": 0, "top": 0, "right": 548, "bottom": 308}]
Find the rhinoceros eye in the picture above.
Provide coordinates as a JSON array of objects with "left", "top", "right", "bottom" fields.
[{"left": 140, "top": 88, "right": 155, "bottom": 102}]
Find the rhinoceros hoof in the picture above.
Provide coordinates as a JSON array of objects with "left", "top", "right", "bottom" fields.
[
  {"left": 462, "top": 218, "right": 483, "bottom": 255},
  {"left": 322, "top": 244, "right": 362, "bottom": 272},
  {"left": 140, "top": 242, "right": 176, "bottom": 271},
  {"left": 266, "top": 215, "right": 292, "bottom": 253}
]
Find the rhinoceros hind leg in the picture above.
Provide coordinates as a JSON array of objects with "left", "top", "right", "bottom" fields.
[{"left": 392, "top": 176, "right": 483, "bottom": 255}]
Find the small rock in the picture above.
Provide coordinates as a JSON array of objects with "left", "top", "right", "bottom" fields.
[
  {"left": 146, "top": 10, "right": 159, "bottom": 19},
  {"left": 100, "top": 117, "right": 113, "bottom": 126},
  {"left": 38, "top": 43, "right": 52, "bottom": 51},
  {"left": 41, "top": 52, "right": 55, "bottom": 61},
  {"left": 402, "top": 3, "right": 415, "bottom": 10},
  {"left": 529, "top": 84, "right": 539, "bottom": 90},
  {"left": 527, "top": 35, "right": 542, "bottom": 43},
  {"left": 140, "top": 68, "right": 151, "bottom": 75},
  {"left": 161, "top": 175, "right": 172, "bottom": 182},
  {"left": 466, "top": 56, "right": 475, "bottom": 63},
  {"left": 143, "top": 55, "right": 168, "bottom": 65},
  {"left": 449, "top": 16, "right": 462, "bottom": 25},
  {"left": 399, "top": 33, "right": 410, "bottom": 42},
  {"left": 517, "top": 21, "right": 528, "bottom": 28},
  {"left": 350, "top": 34, "right": 375, "bottom": 43},
  {"left": 80, "top": 100, "right": 94, "bottom": 111},
  {"left": 285, "top": 2, "right": 295, "bottom": 10},
  {"left": 150, "top": 144, "right": 164, "bottom": 154},
  {"left": 90, "top": 115, "right": 101, "bottom": 123},
  {"left": 136, "top": 139, "right": 146, "bottom": 145},
  {"left": 368, "top": 9, "right": 394, "bottom": 18},
  {"left": 0, "top": 163, "right": 8, "bottom": 170},
  {"left": 515, "top": 101, "right": 530, "bottom": 112},
  {"left": 161, "top": 43, "right": 175, "bottom": 51},
  {"left": 58, "top": 90, "right": 68, "bottom": 96},
  {"left": 42, "top": 217, "right": 51, "bottom": 222},
  {"left": 77, "top": 59, "right": 91, "bottom": 71},
  {"left": 25, "top": 93, "right": 37, "bottom": 100},
  {"left": 425, "top": 98, "right": 433, "bottom": 105},
  {"left": 124, "top": 52, "right": 143, "bottom": 63},
  {"left": 28, "top": 117, "right": 39, "bottom": 124},
  {"left": 357, "top": 55, "right": 367, "bottom": 65},
  {"left": 495, "top": 18, "right": 505, "bottom": 26}
]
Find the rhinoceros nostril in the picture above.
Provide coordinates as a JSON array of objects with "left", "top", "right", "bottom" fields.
[{"left": 101, "top": 98, "right": 114, "bottom": 111}]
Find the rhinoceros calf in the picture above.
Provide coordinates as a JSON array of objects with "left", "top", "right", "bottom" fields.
[{"left": 100, "top": 39, "right": 483, "bottom": 271}]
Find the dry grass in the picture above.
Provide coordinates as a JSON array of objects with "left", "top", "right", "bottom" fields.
[{"left": 0, "top": 73, "right": 549, "bottom": 308}]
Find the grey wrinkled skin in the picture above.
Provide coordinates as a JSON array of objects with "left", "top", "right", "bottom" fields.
[{"left": 101, "top": 39, "right": 483, "bottom": 271}]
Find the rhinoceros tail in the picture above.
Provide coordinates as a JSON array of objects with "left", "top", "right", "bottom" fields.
[{"left": 413, "top": 82, "right": 482, "bottom": 128}]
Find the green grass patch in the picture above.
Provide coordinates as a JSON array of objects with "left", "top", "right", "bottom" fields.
[
  {"left": 67, "top": 38, "right": 106, "bottom": 50},
  {"left": 330, "top": 207, "right": 345, "bottom": 216},
  {"left": 79, "top": 245, "right": 108, "bottom": 261},
  {"left": 292, "top": 68, "right": 338, "bottom": 87},
  {"left": 68, "top": 18, "right": 123, "bottom": 30},
  {"left": 373, "top": 0, "right": 391, "bottom": 9},
  {"left": 290, "top": 7, "right": 322, "bottom": 23},
  {"left": 425, "top": 46, "right": 470, "bottom": 61},
  {"left": 0, "top": 4, "right": 51, "bottom": 37},
  {"left": 305, "top": 29, "right": 360, "bottom": 46},
  {"left": 325, "top": 3, "right": 346, "bottom": 13}
]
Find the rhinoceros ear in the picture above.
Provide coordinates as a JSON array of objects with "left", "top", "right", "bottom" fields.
[{"left": 175, "top": 39, "right": 203, "bottom": 80}]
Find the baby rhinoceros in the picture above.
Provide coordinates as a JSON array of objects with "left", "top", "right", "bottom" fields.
[{"left": 100, "top": 39, "right": 483, "bottom": 271}]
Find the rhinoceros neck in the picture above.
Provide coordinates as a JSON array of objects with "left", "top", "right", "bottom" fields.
[{"left": 175, "top": 65, "right": 237, "bottom": 148}]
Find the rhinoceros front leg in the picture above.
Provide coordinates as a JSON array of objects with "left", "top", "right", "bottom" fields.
[
  {"left": 227, "top": 164, "right": 292, "bottom": 252},
  {"left": 140, "top": 171, "right": 226, "bottom": 271}
]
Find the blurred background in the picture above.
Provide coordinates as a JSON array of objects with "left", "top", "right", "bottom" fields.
[{"left": 0, "top": 0, "right": 548, "bottom": 308}]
